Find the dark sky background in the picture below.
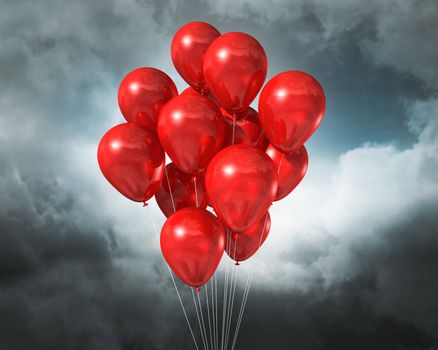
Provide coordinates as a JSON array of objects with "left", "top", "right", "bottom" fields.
[{"left": 1, "top": 0, "right": 438, "bottom": 349}]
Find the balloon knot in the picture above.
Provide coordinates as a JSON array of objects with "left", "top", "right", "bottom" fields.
[
  {"left": 235, "top": 261, "right": 240, "bottom": 266},
  {"left": 143, "top": 201, "right": 148, "bottom": 207},
  {"left": 233, "top": 233, "right": 239, "bottom": 239},
  {"left": 195, "top": 287, "right": 201, "bottom": 293}
]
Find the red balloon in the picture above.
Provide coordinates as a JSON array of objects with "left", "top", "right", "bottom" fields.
[
  {"left": 181, "top": 86, "right": 218, "bottom": 105},
  {"left": 97, "top": 123, "right": 165, "bottom": 203},
  {"left": 206, "top": 144, "right": 278, "bottom": 232},
  {"left": 266, "top": 144, "right": 308, "bottom": 201},
  {"left": 160, "top": 208, "right": 225, "bottom": 288},
  {"left": 220, "top": 107, "right": 245, "bottom": 121},
  {"left": 203, "top": 32, "right": 268, "bottom": 114},
  {"left": 222, "top": 107, "right": 266, "bottom": 149},
  {"left": 171, "top": 22, "right": 221, "bottom": 92},
  {"left": 257, "top": 135, "right": 270, "bottom": 151},
  {"left": 118, "top": 67, "right": 178, "bottom": 131},
  {"left": 155, "top": 163, "right": 208, "bottom": 217},
  {"left": 225, "top": 212, "right": 271, "bottom": 263},
  {"left": 158, "top": 93, "right": 225, "bottom": 175},
  {"left": 259, "top": 71, "right": 326, "bottom": 152},
  {"left": 180, "top": 86, "right": 200, "bottom": 96}
]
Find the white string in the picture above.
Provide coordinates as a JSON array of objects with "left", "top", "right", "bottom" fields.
[
  {"left": 229, "top": 214, "right": 269, "bottom": 349},
  {"left": 223, "top": 229, "right": 235, "bottom": 349},
  {"left": 192, "top": 175, "right": 210, "bottom": 345},
  {"left": 230, "top": 272, "right": 253, "bottom": 350},
  {"left": 209, "top": 280, "right": 215, "bottom": 350},
  {"left": 225, "top": 264, "right": 238, "bottom": 349},
  {"left": 220, "top": 230, "right": 231, "bottom": 350},
  {"left": 220, "top": 266, "right": 228, "bottom": 349},
  {"left": 232, "top": 234, "right": 238, "bottom": 264},
  {"left": 146, "top": 207, "right": 199, "bottom": 350},
  {"left": 224, "top": 233, "right": 237, "bottom": 348},
  {"left": 209, "top": 278, "right": 216, "bottom": 350},
  {"left": 213, "top": 276, "right": 218, "bottom": 350},
  {"left": 231, "top": 117, "right": 236, "bottom": 145},
  {"left": 163, "top": 168, "right": 206, "bottom": 349},
  {"left": 197, "top": 291, "right": 210, "bottom": 350},
  {"left": 215, "top": 273, "right": 219, "bottom": 350},
  {"left": 164, "top": 166, "right": 176, "bottom": 212},
  {"left": 231, "top": 272, "right": 251, "bottom": 350},
  {"left": 193, "top": 176, "right": 199, "bottom": 207},
  {"left": 221, "top": 222, "right": 241, "bottom": 349},
  {"left": 258, "top": 214, "right": 269, "bottom": 248},
  {"left": 192, "top": 288, "right": 208, "bottom": 350},
  {"left": 224, "top": 123, "right": 239, "bottom": 350},
  {"left": 205, "top": 283, "right": 214, "bottom": 350},
  {"left": 277, "top": 152, "right": 284, "bottom": 175}
]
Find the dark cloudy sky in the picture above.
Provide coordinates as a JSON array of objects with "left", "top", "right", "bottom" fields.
[{"left": 1, "top": 0, "right": 438, "bottom": 349}]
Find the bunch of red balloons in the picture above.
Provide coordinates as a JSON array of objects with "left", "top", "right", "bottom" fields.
[{"left": 98, "top": 22, "right": 325, "bottom": 291}]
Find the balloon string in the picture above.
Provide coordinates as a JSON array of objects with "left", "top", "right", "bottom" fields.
[
  {"left": 231, "top": 271, "right": 253, "bottom": 350},
  {"left": 164, "top": 166, "right": 176, "bottom": 212},
  {"left": 233, "top": 234, "right": 238, "bottom": 264},
  {"left": 164, "top": 165, "right": 211, "bottom": 349},
  {"left": 192, "top": 288, "right": 208, "bottom": 350},
  {"left": 225, "top": 215, "right": 268, "bottom": 349},
  {"left": 165, "top": 166, "right": 210, "bottom": 349},
  {"left": 146, "top": 207, "right": 200, "bottom": 350},
  {"left": 221, "top": 230, "right": 231, "bottom": 350},
  {"left": 231, "top": 272, "right": 251, "bottom": 350},
  {"left": 214, "top": 274, "right": 219, "bottom": 350},
  {"left": 221, "top": 226, "right": 240, "bottom": 348},
  {"left": 224, "top": 229, "right": 235, "bottom": 349},
  {"left": 225, "top": 264, "right": 238, "bottom": 349},
  {"left": 228, "top": 214, "right": 269, "bottom": 349},
  {"left": 214, "top": 275, "right": 219, "bottom": 350},
  {"left": 209, "top": 278, "right": 216, "bottom": 350},
  {"left": 258, "top": 214, "right": 269, "bottom": 248},
  {"left": 227, "top": 239, "right": 239, "bottom": 348},
  {"left": 194, "top": 176, "right": 199, "bottom": 207},
  {"left": 197, "top": 290, "right": 210, "bottom": 350},
  {"left": 220, "top": 263, "right": 227, "bottom": 350},
  {"left": 230, "top": 273, "right": 250, "bottom": 350},
  {"left": 168, "top": 267, "right": 200, "bottom": 350},
  {"left": 221, "top": 114, "right": 237, "bottom": 349},
  {"left": 231, "top": 117, "right": 236, "bottom": 145},
  {"left": 205, "top": 283, "right": 214, "bottom": 350},
  {"left": 214, "top": 280, "right": 218, "bottom": 350},
  {"left": 277, "top": 153, "right": 285, "bottom": 175}
]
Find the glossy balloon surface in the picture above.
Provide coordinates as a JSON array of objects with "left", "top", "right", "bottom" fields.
[
  {"left": 171, "top": 22, "right": 221, "bottom": 92},
  {"left": 222, "top": 107, "right": 266, "bottom": 149},
  {"left": 155, "top": 163, "right": 208, "bottom": 217},
  {"left": 259, "top": 71, "right": 325, "bottom": 152},
  {"left": 266, "top": 144, "right": 308, "bottom": 200},
  {"left": 180, "top": 86, "right": 200, "bottom": 96},
  {"left": 97, "top": 123, "right": 165, "bottom": 202},
  {"left": 220, "top": 107, "right": 245, "bottom": 121},
  {"left": 206, "top": 144, "right": 278, "bottom": 232},
  {"left": 160, "top": 208, "right": 225, "bottom": 288},
  {"left": 118, "top": 67, "right": 177, "bottom": 130},
  {"left": 203, "top": 32, "right": 267, "bottom": 114},
  {"left": 181, "top": 86, "right": 218, "bottom": 105},
  {"left": 158, "top": 93, "right": 225, "bottom": 174},
  {"left": 226, "top": 212, "right": 271, "bottom": 262}
]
